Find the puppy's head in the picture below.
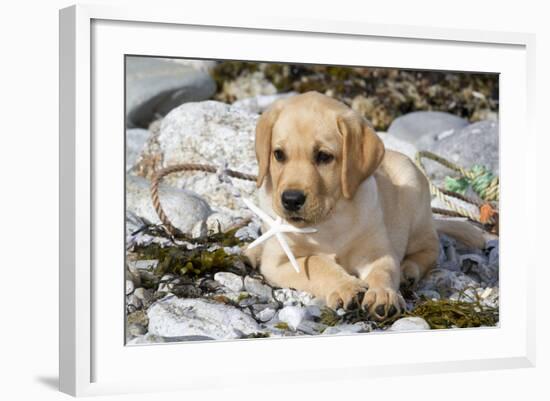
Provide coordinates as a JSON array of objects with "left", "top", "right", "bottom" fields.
[{"left": 255, "top": 91, "right": 385, "bottom": 226}]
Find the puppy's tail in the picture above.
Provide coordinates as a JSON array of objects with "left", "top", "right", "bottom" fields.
[{"left": 433, "top": 219, "right": 489, "bottom": 249}]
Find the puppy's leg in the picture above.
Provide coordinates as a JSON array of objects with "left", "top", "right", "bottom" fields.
[
  {"left": 357, "top": 255, "right": 406, "bottom": 321},
  {"left": 243, "top": 243, "right": 262, "bottom": 269},
  {"left": 401, "top": 230, "right": 439, "bottom": 286},
  {"left": 261, "top": 252, "right": 367, "bottom": 309}
]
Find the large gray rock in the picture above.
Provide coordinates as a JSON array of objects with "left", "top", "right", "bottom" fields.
[
  {"left": 150, "top": 101, "right": 259, "bottom": 221},
  {"left": 126, "top": 57, "right": 216, "bottom": 128},
  {"left": 377, "top": 132, "right": 418, "bottom": 161},
  {"left": 126, "top": 174, "right": 212, "bottom": 233},
  {"left": 126, "top": 128, "right": 150, "bottom": 172},
  {"left": 429, "top": 120, "right": 499, "bottom": 176},
  {"left": 147, "top": 297, "right": 261, "bottom": 339},
  {"left": 388, "top": 111, "right": 469, "bottom": 148}
]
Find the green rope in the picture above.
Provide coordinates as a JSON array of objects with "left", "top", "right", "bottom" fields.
[{"left": 444, "top": 164, "right": 499, "bottom": 202}]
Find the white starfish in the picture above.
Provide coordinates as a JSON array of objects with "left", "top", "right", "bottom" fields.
[{"left": 242, "top": 198, "right": 317, "bottom": 273}]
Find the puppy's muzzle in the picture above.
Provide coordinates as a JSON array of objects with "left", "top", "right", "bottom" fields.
[{"left": 281, "top": 190, "right": 306, "bottom": 212}]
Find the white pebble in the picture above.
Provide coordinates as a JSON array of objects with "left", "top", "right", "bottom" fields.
[
  {"left": 389, "top": 317, "right": 430, "bottom": 332},
  {"left": 214, "top": 272, "right": 244, "bottom": 292},
  {"left": 278, "top": 306, "right": 308, "bottom": 330}
]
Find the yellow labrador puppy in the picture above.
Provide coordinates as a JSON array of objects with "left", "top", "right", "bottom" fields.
[{"left": 248, "top": 91, "right": 485, "bottom": 321}]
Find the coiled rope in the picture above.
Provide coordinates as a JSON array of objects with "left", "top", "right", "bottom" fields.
[
  {"left": 151, "top": 163, "right": 256, "bottom": 236},
  {"left": 415, "top": 150, "right": 499, "bottom": 227}
]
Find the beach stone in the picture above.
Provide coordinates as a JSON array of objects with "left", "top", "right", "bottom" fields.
[
  {"left": 427, "top": 120, "right": 499, "bottom": 179},
  {"left": 127, "top": 260, "right": 158, "bottom": 271},
  {"left": 388, "top": 111, "right": 468, "bottom": 148},
  {"left": 126, "top": 128, "right": 150, "bottom": 172},
  {"left": 306, "top": 305, "right": 322, "bottom": 319},
  {"left": 125, "top": 174, "right": 212, "bottom": 234},
  {"left": 126, "top": 265, "right": 141, "bottom": 288},
  {"left": 133, "top": 287, "right": 153, "bottom": 305},
  {"left": 488, "top": 240, "right": 499, "bottom": 267},
  {"left": 389, "top": 317, "right": 431, "bottom": 331},
  {"left": 127, "top": 323, "right": 147, "bottom": 337},
  {"left": 244, "top": 276, "right": 273, "bottom": 301},
  {"left": 126, "top": 334, "right": 166, "bottom": 345},
  {"left": 126, "top": 56, "right": 216, "bottom": 127},
  {"left": 256, "top": 307, "right": 277, "bottom": 322},
  {"left": 273, "top": 288, "right": 316, "bottom": 306},
  {"left": 147, "top": 297, "right": 260, "bottom": 340},
  {"left": 127, "top": 294, "right": 142, "bottom": 310},
  {"left": 214, "top": 272, "right": 244, "bottom": 292},
  {"left": 460, "top": 254, "right": 498, "bottom": 286},
  {"left": 125, "top": 279, "right": 135, "bottom": 295},
  {"left": 148, "top": 101, "right": 259, "bottom": 223},
  {"left": 296, "top": 320, "right": 327, "bottom": 335},
  {"left": 277, "top": 306, "right": 309, "bottom": 330},
  {"left": 323, "top": 323, "right": 365, "bottom": 335},
  {"left": 234, "top": 220, "right": 261, "bottom": 241},
  {"left": 417, "top": 268, "right": 480, "bottom": 298},
  {"left": 377, "top": 132, "right": 418, "bottom": 161}
]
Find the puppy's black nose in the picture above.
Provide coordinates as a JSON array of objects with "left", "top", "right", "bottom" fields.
[{"left": 281, "top": 190, "right": 306, "bottom": 212}]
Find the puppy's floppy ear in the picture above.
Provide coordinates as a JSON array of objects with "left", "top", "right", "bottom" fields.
[
  {"left": 255, "top": 100, "right": 284, "bottom": 187},
  {"left": 337, "top": 111, "right": 385, "bottom": 199}
]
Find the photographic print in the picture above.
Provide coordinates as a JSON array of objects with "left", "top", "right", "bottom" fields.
[{"left": 125, "top": 57, "right": 499, "bottom": 344}]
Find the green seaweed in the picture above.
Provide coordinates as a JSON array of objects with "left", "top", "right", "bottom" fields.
[
  {"left": 134, "top": 244, "right": 247, "bottom": 279},
  {"left": 274, "top": 322, "right": 290, "bottom": 330},
  {"left": 237, "top": 292, "right": 250, "bottom": 302},
  {"left": 318, "top": 294, "right": 498, "bottom": 330},
  {"left": 406, "top": 298, "right": 499, "bottom": 329},
  {"left": 319, "top": 307, "right": 342, "bottom": 327}
]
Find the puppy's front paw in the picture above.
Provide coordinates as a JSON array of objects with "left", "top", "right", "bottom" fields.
[
  {"left": 362, "top": 287, "right": 406, "bottom": 321},
  {"left": 325, "top": 279, "right": 366, "bottom": 310}
]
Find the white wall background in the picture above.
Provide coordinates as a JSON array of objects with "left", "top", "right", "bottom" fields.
[{"left": 0, "top": 0, "right": 547, "bottom": 400}]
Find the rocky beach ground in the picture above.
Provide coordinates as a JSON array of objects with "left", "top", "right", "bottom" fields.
[{"left": 125, "top": 57, "right": 500, "bottom": 344}]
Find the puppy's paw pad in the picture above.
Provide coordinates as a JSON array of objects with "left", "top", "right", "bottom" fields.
[
  {"left": 326, "top": 280, "right": 366, "bottom": 310},
  {"left": 362, "top": 287, "right": 406, "bottom": 321}
]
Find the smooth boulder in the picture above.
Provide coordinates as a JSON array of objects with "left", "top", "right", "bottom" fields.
[
  {"left": 149, "top": 101, "right": 259, "bottom": 217},
  {"left": 126, "top": 128, "right": 150, "bottom": 172},
  {"left": 377, "top": 132, "right": 418, "bottom": 161},
  {"left": 126, "top": 57, "right": 216, "bottom": 128},
  {"left": 147, "top": 297, "right": 261, "bottom": 339},
  {"left": 429, "top": 120, "right": 499, "bottom": 176},
  {"left": 126, "top": 175, "right": 212, "bottom": 234},
  {"left": 388, "top": 111, "right": 469, "bottom": 148}
]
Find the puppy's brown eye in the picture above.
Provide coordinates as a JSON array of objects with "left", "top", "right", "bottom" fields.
[
  {"left": 315, "top": 151, "right": 334, "bottom": 165},
  {"left": 273, "top": 149, "right": 286, "bottom": 162}
]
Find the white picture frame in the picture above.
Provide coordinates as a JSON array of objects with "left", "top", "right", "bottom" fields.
[{"left": 59, "top": 4, "right": 536, "bottom": 397}]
